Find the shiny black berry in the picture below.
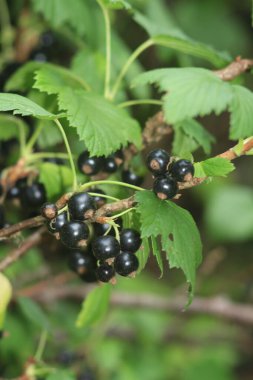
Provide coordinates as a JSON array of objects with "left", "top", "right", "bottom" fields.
[
  {"left": 60, "top": 221, "right": 89, "bottom": 249},
  {"left": 153, "top": 175, "right": 178, "bottom": 200},
  {"left": 68, "top": 192, "right": 96, "bottom": 220},
  {"left": 91, "top": 189, "right": 106, "bottom": 208},
  {"left": 20, "top": 182, "right": 47, "bottom": 208},
  {"left": 96, "top": 263, "right": 115, "bottom": 283},
  {"left": 120, "top": 229, "right": 141, "bottom": 253},
  {"left": 122, "top": 170, "right": 143, "bottom": 186},
  {"left": 146, "top": 149, "right": 170, "bottom": 175},
  {"left": 170, "top": 159, "right": 194, "bottom": 182},
  {"left": 7, "top": 185, "right": 20, "bottom": 199},
  {"left": 103, "top": 155, "right": 118, "bottom": 173},
  {"left": 0, "top": 205, "right": 5, "bottom": 228},
  {"left": 92, "top": 235, "right": 120, "bottom": 260},
  {"left": 114, "top": 252, "right": 139, "bottom": 276},
  {"left": 47, "top": 211, "right": 68, "bottom": 234},
  {"left": 68, "top": 250, "right": 97, "bottom": 275},
  {"left": 78, "top": 151, "right": 102, "bottom": 175},
  {"left": 41, "top": 202, "right": 58, "bottom": 220}
]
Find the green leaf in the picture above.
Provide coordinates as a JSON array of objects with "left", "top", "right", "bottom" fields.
[
  {"left": 133, "top": 68, "right": 233, "bottom": 124},
  {"left": 5, "top": 61, "right": 42, "bottom": 92},
  {"left": 0, "top": 93, "right": 57, "bottom": 119},
  {"left": 34, "top": 63, "right": 90, "bottom": 94},
  {"left": 134, "top": 12, "right": 231, "bottom": 67},
  {"left": 205, "top": 185, "right": 253, "bottom": 242},
  {"left": 76, "top": 285, "right": 111, "bottom": 328},
  {"left": 137, "top": 237, "right": 150, "bottom": 273},
  {"left": 173, "top": 119, "right": 215, "bottom": 156},
  {"left": 229, "top": 85, "right": 253, "bottom": 140},
  {"left": 37, "top": 121, "right": 63, "bottom": 149},
  {"left": 136, "top": 191, "right": 202, "bottom": 302},
  {"left": 46, "top": 370, "right": 76, "bottom": 380},
  {"left": 39, "top": 162, "right": 73, "bottom": 200},
  {"left": 0, "top": 114, "right": 28, "bottom": 141},
  {"left": 17, "top": 297, "right": 50, "bottom": 330},
  {"left": 101, "top": 0, "right": 132, "bottom": 10},
  {"left": 57, "top": 89, "right": 142, "bottom": 156},
  {"left": 0, "top": 273, "right": 12, "bottom": 328},
  {"left": 151, "top": 236, "right": 163, "bottom": 277},
  {"left": 31, "top": 0, "right": 89, "bottom": 36},
  {"left": 194, "top": 157, "right": 235, "bottom": 177}
]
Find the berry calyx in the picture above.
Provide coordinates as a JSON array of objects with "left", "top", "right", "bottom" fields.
[
  {"left": 68, "top": 192, "right": 96, "bottom": 220},
  {"left": 146, "top": 149, "right": 170, "bottom": 175},
  {"left": 96, "top": 263, "right": 115, "bottom": 283},
  {"left": 153, "top": 175, "right": 178, "bottom": 200},
  {"left": 91, "top": 189, "right": 106, "bottom": 208},
  {"left": 92, "top": 235, "right": 120, "bottom": 260},
  {"left": 59, "top": 221, "right": 89, "bottom": 249},
  {"left": 170, "top": 159, "right": 195, "bottom": 182},
  {"left": 120, "top": 228, "right": 141, "bottom": 253},
  {"left": 41, "top": 202, "right": 58, "bottom": 220},
  {"left": 77, "top": 151, "right": 102, "bottom": 175},
  {"left": 20, "top": 182, "right": 47, "bottom": 208},
  {"left": 68, "top": 250, "right": 97, "bottom": 275},
  {"left": 114, "top": 252, "right": 139, "bottom": 277},
  {"left": 122, "top": 170, "right": 143, "bottom": 186},
  {"left": 47, "top": 211, "right": 68, "bottom": 234}
]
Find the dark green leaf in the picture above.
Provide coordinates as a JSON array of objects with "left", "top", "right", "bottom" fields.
[
  {"left": 151, "top": 236, "right": 163, "bottom": 277},
  {"left": 0, "top": 114, "right": 28, "bottom": 141},
  {"left": 137, "top": 237, "right": 150, "bottom": 273}
]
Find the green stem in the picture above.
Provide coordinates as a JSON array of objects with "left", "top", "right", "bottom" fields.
[
  {"left": 17, "top": 121, "right": 27, "bottom": 157},
  {"left": 112, "top": 207, "right": 135, "bottom": 219},
  {"left": 54, "top": 119, "right": 77, "bottom": 190},
  {"left": 25, "top": 123, "right": 44, "bottom": 153},
  {"left": 118, "top": 99, "right": 163, "bottom": 108},
  {"left": 80, "top": 180, "right": 144, "bottom": 192},
  {"left": 34, "top": 330, "right": 48, "bottom": 362},
  {"left": 110, "top": 38, "right": 154, "bottom": 100},
  {"left": 97, "top": 0, "right": 111, "bottom": 98},
  {"left": 88, "top": 192, "right": 119, "bottom": 202},
  {"left": 26, "top": 152, "right": 71, "bottom": 162}
]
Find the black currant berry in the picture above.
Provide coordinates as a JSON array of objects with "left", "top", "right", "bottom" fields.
[
  {"left": 68, "top": 250, "right": 97, "bottom": 275},
  {"left": 41, "top": 202, "right": 58, "bottom": 220},
  {"left": 68, "top": 192, "right": 96, "bottom": 220},
  {"left": 91, "top": 188, "right": 106, "bottom": 208},
  {"left": 170, "top": 159, "right": 195, "bottom": 182},
  {"left": 0, "top": 205, "right": 5, "bottom": 228},
  {"left": 0, "top": 183, "right": 3, "bottom": 197},
  {"left": 122, "top": 170, "right": 143, "bottom": 186},
  {"left": 59, "top": 221, "right": 89, "bottom": 249},
  {"left": 153, "top": 175, "right": 178, "bottom": 200},
  {"left": 114, "top": 252, "right": 139, "bottom": 276},
  {"left": 146, "top": 149, "right": 170, "bottom": 175},
  {"left": 120, "top": 229, "right": 141, "bottom": 253},
  {"left": 92, "top": 235, "right": 120, "bottom": 260},
  {"left": 7, "top": 185, "right": 20, "bottom": 199},
  {"left": 78, "top": 151, "right": 102, "bottom": 175},
  {"left": 20, "top": 182, "right": 47, "bottom": 208},
  {"left": 96, "top": 263, "right": 115, "bottom": 283},
  {"left": 47, "top": 211, "right": 68, "bottom": 234},
  {"left": 103, "top": 155, "right": 118, "bottom": 173}
]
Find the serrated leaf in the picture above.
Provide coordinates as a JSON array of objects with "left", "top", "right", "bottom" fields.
[
  {"left": 5, "top": 61, "right": 42, "bottom": 92},
  {"left": 101, "top": 0, "right": 132, "bottom": 10},
  {"left": 229, "top": 85, "right": 253, "bottom": 140},
  {"left": 0, "top": 93, "right": 57, "bottom": 119},
  {"left": 32, "top": 0, "right": 89, "bottom": 37},
  {"left": 133, "top": 68, "right": 233, "bottom": 124},
  {"left": 194, "top": 157, "right": 235, "bottom": 177},
  {"left": 134, "top": 12, "right": 231, "bottom": 67},
  {"left": 136, "top": 191, "right": 202, "bottom": 302},
  {"left": 0, "top": 114, "right": 28, "bottom": 141},
  {"left": 76, "top": 285, "right": 111, "bottom": 328},
  {"left": 0, "top": 273, "right": 12, "bottom": 328},
  {"left": 34, "top": 63, "right": 90, "bottom": 94},
  {"left": 39, "top": 162, "right": 73, "bottom": 200},
  {"left": 57, "top": 89, "right": 142, "bottom": 156},
  {"left": 17, "top": 297, "right": 50, "bottom": 330},
  {"left": 137, "top": 237, "right": 150, "bottom": 273},
  {"left": 151, "top": 236, "right": 163, "bottom": 277},
  {"left": 46, "top": 370, "right": 75, "bottom": 380}
]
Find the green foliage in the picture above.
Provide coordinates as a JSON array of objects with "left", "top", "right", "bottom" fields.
[
  {"left": 46, "top": 370, "right": 76, "bottom": 380},
  {"left": 76, "top": 285, "right": 111, "bottom": 328},
  {"left": 136, "top": 190, "right": 202, "bottom": 301},
  {"left": 229, "top": 85, "right": 253, "bottom": 139},
  {"left": 101, "top": 0, "right": 132, "bottom": 10},
  {"left": 5, "top": 61, "right": 42, "bottom": 92},
  {"left": 151, "top": 236, "right": 163, "bottom": 276},
  {"left": 0, "top": 114, "right": 28, "bottom": 141},
  {"left": 17, "top": 297, "right": 50, "bottom": 330},
  {"left": 39, "top": 162, "right": 73, "bottom": 199},
  {"left": 0, "top": 273, "right": 12, "bottom": 328},
  {"left": 137, "top": 237, "right": 150, "bottom": 272},
  {"left": 194, "top": 157, "right": 235, "bottom": 178}
]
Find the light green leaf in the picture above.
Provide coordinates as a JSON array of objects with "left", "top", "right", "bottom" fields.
[
  {"left": 101, "top": 0, "right": 132, "bottom": 10},
  {"left": 0, "top": 93, "right": 57, "bottom": 119},
  {"left": 17, "top": 297, "right": 50, "bottom": 330},
  {"left": 229, "top": 85, "right": 253, "bottom": 140},
  {"left": 137, "top": 237, "right": 150, "bottom": 273},
  {"left": 58, "top": 89, "right": 142, "bottom": 156},
  {"left": 5, "top": 61, "right": 42, "bottom": 92},
  {"left": 194, "top": 157, "right": 235, "bottom": 178},
  {"left": 151, "top": 236, "right": 163, "bottom": 277},
  {"left": 0, "top": 273, "right": 12, "bottom": 329},
  {"left": 0, "top": 114, "right": 28, "bottom": 141},
  {"left": 76, "top": 285, "right": 111, "bottom": 328},
  {"left": 46, "top": 370, "right": 75, "bottom": 380},
  {"left": 134, "top": 12, "right": 231, "bottom": 67},
  {"left": 136, "top": 190, "right": 202, "bottom": 302},
  {"left": 37, "top": 121, "right": 63, "bottom": 148},
  {"left": 32, "top": 0, "right": 89, "bottom": 36},
  {"left": 133, "top": 68, "right": 233, "bottom": 124},
  {"left": 39, "top": 162, "right": 73, "bottom": 200},
  {"left": 205, "top": 185, "right": 253, "bottom": 242}
]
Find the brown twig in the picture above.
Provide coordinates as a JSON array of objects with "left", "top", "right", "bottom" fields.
[
  {"left": 0, "top": 215, "right": 44, "bottom": 240},
  {"left": 142, "top": 111, "right": 172, "bottom": 147},
  {"left": 0, "top": 227, "right": 45, "bottom": 271},
  {"left": 213, "top": 56, "right": 253, "bottom": 81}
]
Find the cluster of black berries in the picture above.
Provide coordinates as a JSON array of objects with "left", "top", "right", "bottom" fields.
[
  {"left": 146, "top": 149, "right": 195, "bottom": 200},
  {"left": 78, "top": 150, "right": 144, "bottom": 187},
  {"left": 42, "top": 191, "right": 141, "bottom": 284}
]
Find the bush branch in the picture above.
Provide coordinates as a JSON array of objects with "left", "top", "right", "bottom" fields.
[{"left": 213, "top": 56, "right": 253, "bottom": 81}]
